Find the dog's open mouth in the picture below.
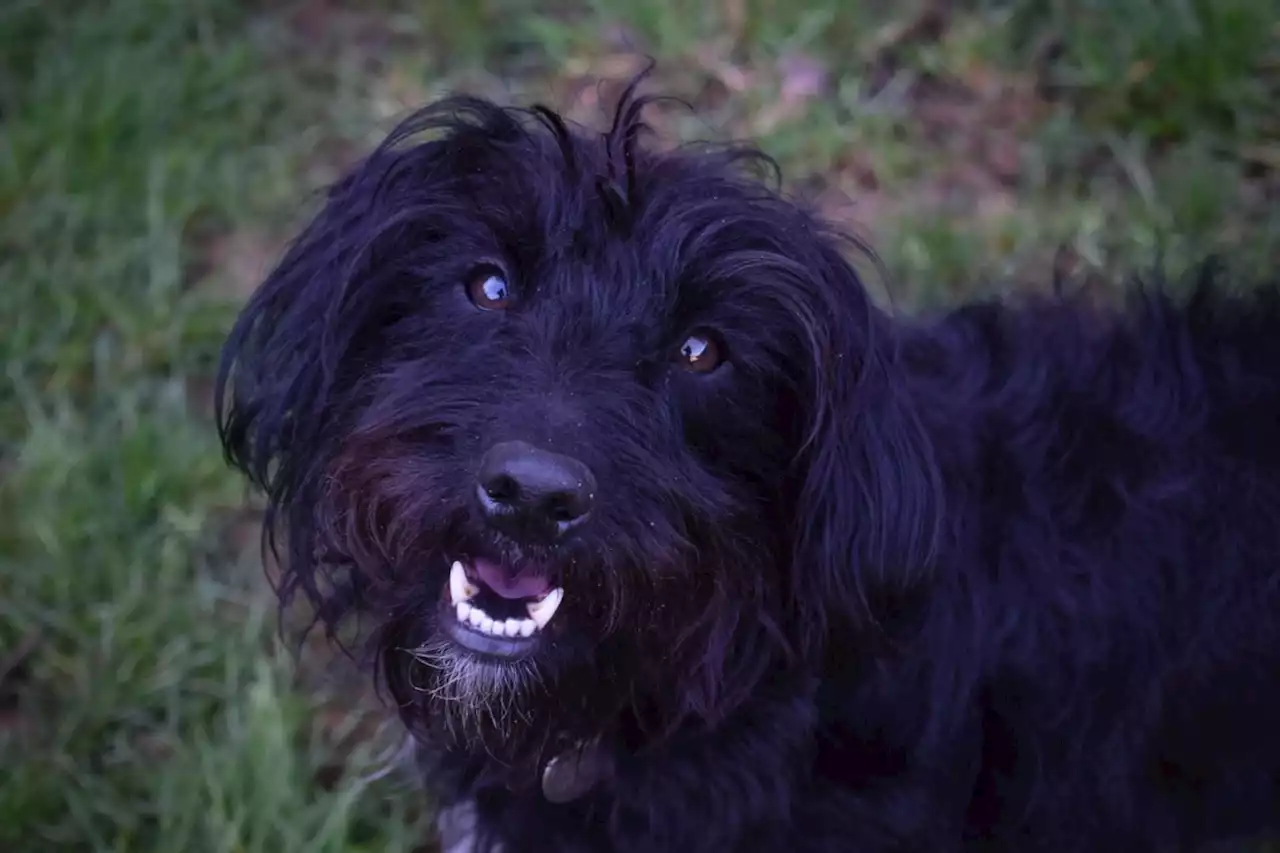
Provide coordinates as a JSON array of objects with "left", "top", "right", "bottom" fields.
[{"left": 442, "top": 559, "right": 564, "bottom": 658}]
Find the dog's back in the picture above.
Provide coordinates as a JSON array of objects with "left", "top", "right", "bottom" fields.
[
  {"left": 1126, "top": 272, "right": 1280, "bottom": 845},
  {"left": 827, "top": 265, "right": 1280, "bottom": 850}
]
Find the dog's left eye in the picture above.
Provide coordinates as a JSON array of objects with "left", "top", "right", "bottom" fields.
[
  {"left": 678, "top": 331, "right": 724, "bottom": 374},
  {"left": 466, "top": 267, "right": 510, "bottom": 311}
]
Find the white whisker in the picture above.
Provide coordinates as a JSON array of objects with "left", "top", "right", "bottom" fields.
[{"left": 405, "top": 638, "right": 544, "bottom": 741}]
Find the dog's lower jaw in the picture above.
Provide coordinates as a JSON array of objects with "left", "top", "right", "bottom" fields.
[{"left": 409, "top": 636, "right": 543, "bottom": 741}]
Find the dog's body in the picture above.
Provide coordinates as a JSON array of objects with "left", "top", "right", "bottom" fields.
[{"left": 216, "top": 78, "right": 1280, "bottom": 852}]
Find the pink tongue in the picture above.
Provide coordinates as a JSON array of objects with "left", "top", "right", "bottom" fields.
[{"left": 471, "top": 558, "right": 551, "bottom": 600}]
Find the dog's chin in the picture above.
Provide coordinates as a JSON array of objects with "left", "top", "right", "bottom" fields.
[
  {"left": 397, "top": 555, "right": 573, "bottom": 753},
  {"left": 408, "top": 556, "right": 562, "bottom": 717},
  {"left": 410, "top": 548, "right": 628, "bottom": 764}
]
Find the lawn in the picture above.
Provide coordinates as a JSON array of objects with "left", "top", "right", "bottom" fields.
[{"left": 1, "top": 0, "right": 1277, "bottom": 850}]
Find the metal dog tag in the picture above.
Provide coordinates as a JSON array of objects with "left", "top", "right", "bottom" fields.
[{"left": 541, "top": 738, "right": 612, "bottom": 804}]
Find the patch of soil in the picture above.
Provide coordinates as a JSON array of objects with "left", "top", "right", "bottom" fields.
[
  {"left": 202, "top": 228, "right": 287, "bottom": 302},
  {"left": 522, "top": 2, "right": 1047, "bottom": 257}
]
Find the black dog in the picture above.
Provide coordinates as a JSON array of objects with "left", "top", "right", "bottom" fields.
[{"left": 215, "top": 75, "right": 1280, "bottom": 852}]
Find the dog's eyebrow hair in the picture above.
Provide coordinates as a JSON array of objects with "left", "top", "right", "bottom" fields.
[
  {"left": 594, "top": 79, "right": 649, "bottom": 235},
  {"left": 528, "top": 104, "right": 579, "bottom": 180},
  {"left": 594, "top": 61, "right": 697, "bottom": 236},
  {"left": 595, "top": 176, "right": 630, "bottom": 234}
]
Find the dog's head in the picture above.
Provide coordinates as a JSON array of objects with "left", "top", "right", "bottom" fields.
[{"left": 215, "top": 74, "right": 942, "bottom": 773}]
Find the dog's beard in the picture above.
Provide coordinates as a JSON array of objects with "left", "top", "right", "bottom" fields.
[
  {"left": 384, "top": 601, "right": 640, "bottom": 779},
  {"left": 408, "top": 634, "right": 546, "bottom": 741}
]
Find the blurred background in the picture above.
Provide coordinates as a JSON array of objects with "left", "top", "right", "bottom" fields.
[{"left": 1, "top": 0, "right": 1278, "bottom": 850}]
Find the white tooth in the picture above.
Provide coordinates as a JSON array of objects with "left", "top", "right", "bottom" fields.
[
  {"left": 456, "top": 601, "right": 472, "bottom": 622},
  {"left": 526, "top": 587, "right": 564, "bottom": 629},
  {"left": 518, "top": 619, "right": 536, "bottom": 637},
  {"left": 503, "top": 618, "right": 522, "bottom": 637},
  {"left": 480, "top": 615, "right": 495, "bottom": 635},
  {"left": 468, "top": 608, "right": 485, "bottom": 628},
  {"left": 449, "top": 561, "right": 478, "bottom": 605}
]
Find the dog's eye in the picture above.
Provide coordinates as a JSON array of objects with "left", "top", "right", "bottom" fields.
[
  {"left": 678, "top": 331, "right": 724, "bottom": 374},
  {"left": 466, "top": 267, "right": 510, "bottom": 311}
]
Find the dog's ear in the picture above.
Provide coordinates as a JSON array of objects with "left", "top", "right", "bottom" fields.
[
  {"left": 214, "top": 100, "right": 508, "bottom": 632},
  {"left": 213, "top": 157, "right": 399, "bottom": 633},
  {"left": 788, "top": 238, "right": 944, "bottom": 647}
]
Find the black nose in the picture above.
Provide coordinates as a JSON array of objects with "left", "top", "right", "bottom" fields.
[{"left": 476, "top": 441, "right": 597, "bottom": 538}]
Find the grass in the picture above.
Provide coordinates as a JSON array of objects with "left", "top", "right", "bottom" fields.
[{"left": 1, "top": 0, "right": 1276, "bottom": 850}]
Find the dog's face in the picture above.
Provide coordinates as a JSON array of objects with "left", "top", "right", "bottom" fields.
[{"left": 216, "top": 81, "right": 940, "bottom": 771}]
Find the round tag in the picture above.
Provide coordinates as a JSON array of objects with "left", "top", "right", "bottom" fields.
[{"left": 541, "top": 739, "right": 612, "bottom": 804}]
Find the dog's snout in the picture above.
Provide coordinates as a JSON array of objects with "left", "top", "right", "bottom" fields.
[{"left": 477, "top": 441, "right": 596, "bottom": 537}]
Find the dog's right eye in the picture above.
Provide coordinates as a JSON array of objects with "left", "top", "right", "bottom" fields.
[
  {"left": 678, "top": 331, "right": 725, "bottom": 374},
  {"left": 465, "top": 267, "right": 510, "bottom": 311}
]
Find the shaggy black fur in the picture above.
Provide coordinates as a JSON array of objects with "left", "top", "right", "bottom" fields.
[{"left": 215, "top": 74, "right": 1280, "bottom": 852}]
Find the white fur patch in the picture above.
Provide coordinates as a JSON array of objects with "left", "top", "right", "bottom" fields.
[
  {"left": 408, "top": 638, "right": 541, "bottom": 738},
  {"left": 438, "top": 800, "right": 505, "bottom": 853}
]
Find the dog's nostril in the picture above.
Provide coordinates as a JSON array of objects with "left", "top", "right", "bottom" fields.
[
  {"left": 483, "top": 474, "right": 521, "bottom": 504},
  {"left": 546, "top": 493, "right": 584, "bottom": 523}
]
